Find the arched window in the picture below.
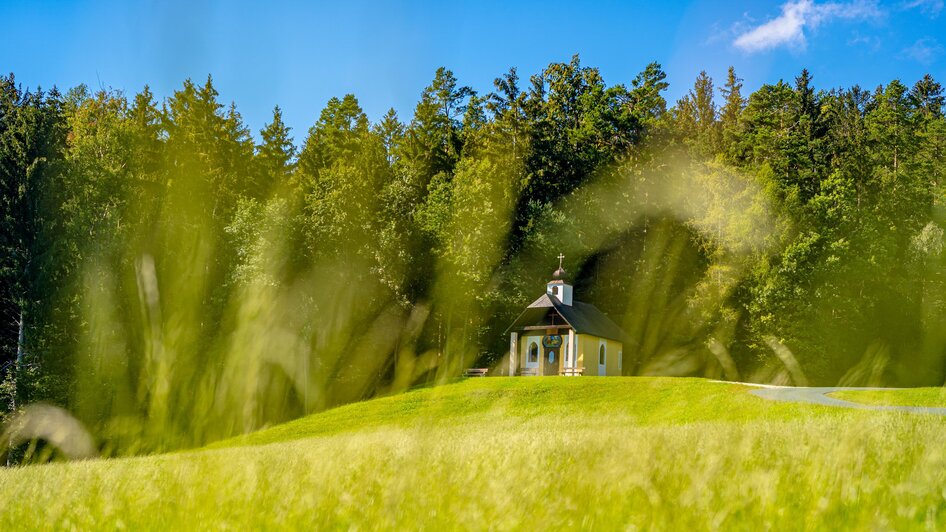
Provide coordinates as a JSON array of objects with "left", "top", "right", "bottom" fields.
[
  {"left": 528, "top": 342, "right": 539, "bottom": 364},
  {"left": 552, "top": 286, "right": 559, "bottom": 296},
  {"left": 599, "top": 344, "right": 606, "bottom": 365}
]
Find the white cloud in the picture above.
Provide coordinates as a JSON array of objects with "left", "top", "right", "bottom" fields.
[
  {"left": 847, "top": 32, "right": 882, "bottom": 50},
  {"left": 733, "top": 0, "right": 883, "bottom": 53},
  {"left": 902, "top": 0, "right": 944, "bottom": 17},
  {"left": 901, "top": 37, "right": 944, "bottom": 64}
]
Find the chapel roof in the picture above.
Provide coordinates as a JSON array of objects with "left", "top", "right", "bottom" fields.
[{"left": 504, "top": 293, "right": 629, "bottom": 343}]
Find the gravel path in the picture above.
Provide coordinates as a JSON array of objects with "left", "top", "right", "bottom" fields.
[{"left": 748, "top": 386, "right": 946, "bottom": 416}]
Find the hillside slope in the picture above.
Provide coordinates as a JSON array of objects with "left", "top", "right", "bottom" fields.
[{"left": 2, "top": 377, "right": 946, "bottom": 529}]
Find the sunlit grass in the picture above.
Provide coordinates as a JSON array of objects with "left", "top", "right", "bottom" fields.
[
  {"left": 5, "top": 377, "right": 946, "bottom": 529},
  {"left": 209, "top": 377, "right": 841, "bottom": 449},
  {"left": 831, "top": 388, "right": 946, "bottom": 408}
]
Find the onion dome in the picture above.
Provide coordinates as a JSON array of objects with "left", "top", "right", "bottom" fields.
[{"left": 552, "top": 253, "right": 567, "bottom": 281}]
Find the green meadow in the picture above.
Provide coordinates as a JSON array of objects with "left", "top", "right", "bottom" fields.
[
  {"left": 832, "top": 388, "right": 946, "bottom": 408},
  {"left": 3, "top": 377, "right": 946, "bottom": 530},
  {"left": 5, "top": 3, "right": 946, "bottom": 530}
]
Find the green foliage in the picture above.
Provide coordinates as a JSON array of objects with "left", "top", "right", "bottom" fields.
[
  {"left": 674, "top": 70, "right": 718, "bottom": 156},
  {"left": 719, "top": 66, "right": 744, "bottom": 159},
  {"left": 2, "top": 61, "right": 946, "bottom": 458},
  {"left": 255, "top": 106, "right": 296, "bottom": 197},
  {"left": 629, "top": 62, "right": 670, "bottom": 134}
]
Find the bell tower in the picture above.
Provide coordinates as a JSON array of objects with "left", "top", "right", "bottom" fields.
[{"left": 546, "top": 253, "right": 573, "bottom": 306}]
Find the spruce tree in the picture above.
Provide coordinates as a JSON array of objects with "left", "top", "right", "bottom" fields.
[
  {"left": 719, "top": 66, "right": 745, "bottom": 159},
  {"left": 256, "top": 105, "right": 296, "bottom": 197}
]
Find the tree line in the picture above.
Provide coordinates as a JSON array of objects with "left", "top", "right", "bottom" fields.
[{"left": 1, "top": 56, "right": 945, "bottom": 454}]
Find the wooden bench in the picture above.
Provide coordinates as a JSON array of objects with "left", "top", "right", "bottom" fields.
[
  {"left": 560, "top": 367, "right": 584, "bottom": 376},
  {"left": 517, "top": 368, "right": 538, "bottom": 377},
  {"left": 463, "top": 368, "right": 489, "bottom": 377}
]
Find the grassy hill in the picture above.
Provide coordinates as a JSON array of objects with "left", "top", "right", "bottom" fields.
[
  {"left": 3, "top": 377, "right": 946, "bottom": 529},
  {"left": 831, "top": 388, "right": 946, "bottom": 408}
]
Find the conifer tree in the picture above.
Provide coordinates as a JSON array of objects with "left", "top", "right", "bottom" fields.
[
  {"left": 256, "top": 105, "right": 296, "bottom": 197},
  {"left": 296, "top": 95, "right": 388, "bottom": 264},
  {"left": 910, "top": 74, "right": 945, "bottom": 120},
  {"left": 128, "top": 86, "right": 164, "bottom": 182},
  {"left": 0, "top": 81, "right": 69, "bottom": 410},
  {"left": 375, "top": 108, "right": 404, "bottom": 166},
  {"left": 719, "top": 66, "right": 744, "bottom": 158},
  {"left": 675, "top": 71, "right": 718, "bottom": 156},
  {"left": 788, "top": 69, "right": 826, "bottom": 201},
  {"left": 404, "top": 68, "right": 473, "bottom": 186},
  {"left": 488, "top": 68, "right": 527, "bottom": 160},
  {"left": 628, "top": 62, "right": 669, "bottom": 136}
]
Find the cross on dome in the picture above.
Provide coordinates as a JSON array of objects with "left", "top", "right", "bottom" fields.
[{"left": 551, "top": 253, "right": 567, "bottom": 281}]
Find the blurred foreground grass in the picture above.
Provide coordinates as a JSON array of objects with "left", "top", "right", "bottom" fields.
[{"left": 3, "top": 377, "right": 946, "bottom": 530}]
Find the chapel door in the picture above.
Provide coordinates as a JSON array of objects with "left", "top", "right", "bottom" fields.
[{"left": 543, "top": 346, "right": 558, "bottom": 376}]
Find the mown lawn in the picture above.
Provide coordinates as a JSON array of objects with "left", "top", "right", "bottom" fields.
[
  {"left": 831, "top": 387, "right": 946, "bottom": 408},
  {"left": 3, "top": 377, "right": 946, "bottom": 530}
]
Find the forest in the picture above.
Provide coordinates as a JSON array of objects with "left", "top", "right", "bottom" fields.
[{"left": 2, "top": 55, "right": 945, "bottom": 454}]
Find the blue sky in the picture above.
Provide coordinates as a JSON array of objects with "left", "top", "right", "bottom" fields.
[{"left": 1, "top": 0, "right": 944, "bottom": 143}]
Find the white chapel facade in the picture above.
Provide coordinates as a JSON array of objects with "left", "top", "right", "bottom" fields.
[{"left": 505, "top": 256, "right": 626, "bottom": 376}]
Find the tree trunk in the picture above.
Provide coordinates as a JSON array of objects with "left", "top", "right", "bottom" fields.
[
  {"left": 15, "top": 309, "right": 25, "bottom": 367},
  {"left": 8, "top": 310, "right": 24, "bottom": 466}
]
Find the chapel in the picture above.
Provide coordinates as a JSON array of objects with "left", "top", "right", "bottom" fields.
[{"left": 505, "top": 256, "right": 627, "bottom": 376}]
